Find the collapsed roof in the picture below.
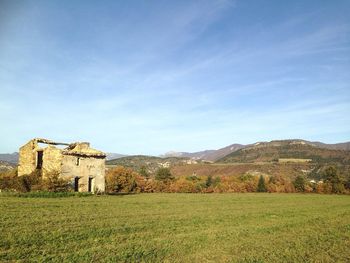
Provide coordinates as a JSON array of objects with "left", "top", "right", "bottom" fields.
[{"left": 33, "top": 138, "right": 106, "bottom": 158}]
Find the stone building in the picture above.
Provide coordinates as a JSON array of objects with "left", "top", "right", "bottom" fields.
[{"left": 18, "top": 138, "right": 106, "bottom": 193}]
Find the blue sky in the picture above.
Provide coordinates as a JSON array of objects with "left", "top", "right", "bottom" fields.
[{"left": 0, "top": 0, "right": 349, "bottom": 155}]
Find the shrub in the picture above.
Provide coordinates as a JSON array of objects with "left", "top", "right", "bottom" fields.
[
  {"left": 186, "top": 175, "right": 200, "bottom": 182},
  {"left": 293, "top": 175, "right": 306, "bottom": 192},
  {"left": 205, "top": 175, "right": 213, "bottom": 188},
  {"left": 155, "top": 167, "right": 174, "bottom": 182},
  {"left": 14, "top": 170, "right": 42, "bottom": 192},
  {"left": 40, "top": 171, "right": 71, "bottom": 192},
  {"left": 106, "top": 166, "right": 138, "bottom": 193},
  {"left": 139, "top": 166, "right": 150, "bottom": 178},
  {"left": 169, "top": 177, "right": 199, "bottom": 193},
  {"left": 257, "top": 175, "right": 267, "bottom": 192},
  {"left": 0, "top": 168, "right": 18, "bottom": 191},
  {"left": 323, "top": 166, "right": 345, "bottom": 194}
]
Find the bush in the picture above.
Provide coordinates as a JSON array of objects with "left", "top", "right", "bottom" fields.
[
  {"left": 19, "top": 172, "right": 42, "bottom": 192},
  {"left": 293, "top": 175, "right": 306, "bottom": 192},
  {"left": 169, "top": 177, "right": 199, "bottom": 193},
  {"left": 2, "top": 170, "right": 42, "bottom": 192},
  {"left": 323, "top": 166, "right": 345, "bottom": 194},
  {"left": 139, "top": 166, "right": 150, "bottom": 178},
  {"left": 155, "top": 167, "right": 174, "bottom": 182},
  {"left": 40, "top": 171, "right": 71, "bottom": 192},
  {"left": 205, "top": 175, "right": 213, "bottom": 188},
  {"left": 0, "top": 168, "right": 18, "bottom": 191},
  {"left": 106, "top": 166, "right": 138, "bottom": 193},
  {"left": 257, "top": 175, "right": 267, "bottom": 192}
]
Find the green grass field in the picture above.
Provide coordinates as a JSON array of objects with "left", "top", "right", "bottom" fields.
[{"left": 1, "top": 193, "right": 349, "bottom": 262}]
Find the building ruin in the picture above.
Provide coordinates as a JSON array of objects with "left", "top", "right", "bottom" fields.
[{"left": 18, "top": 138, "right": 106, "bottom": 193}]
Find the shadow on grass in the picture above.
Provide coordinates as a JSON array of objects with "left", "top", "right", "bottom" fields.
[{"left": 0, "top": 191, "right": 93, "bottom": 198}]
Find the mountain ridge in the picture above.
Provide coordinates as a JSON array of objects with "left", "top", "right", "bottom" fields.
[
  {"left": 217, "top": 140, "right": 350, "bottom": 164},
  {"left": 1, "top": 139, "right": 349, "bottom": 164},
  {"left": 161, "top": 139, "right": 350, "bottom": 161}
]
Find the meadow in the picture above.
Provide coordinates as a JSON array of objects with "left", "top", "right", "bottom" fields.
[{"left": 0, "top": 193, "right": 349, "bottom": 262}]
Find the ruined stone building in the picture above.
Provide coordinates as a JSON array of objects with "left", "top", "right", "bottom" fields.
[{"left": 18, "top": 138, "right": 106, "bottom": 193}]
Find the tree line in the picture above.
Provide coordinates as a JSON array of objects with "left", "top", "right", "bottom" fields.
[
  {"left": 0, "top": 165, "right": 348, "bottom": 194},
  {"left": 105, "top": 165, "right": 349, "bottom": 194}
]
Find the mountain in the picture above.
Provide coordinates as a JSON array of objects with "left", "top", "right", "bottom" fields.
[
  {"left": 161, "top": 144, "right": 246, "bottom": 161},
  {"left": 0, "top": 160, "right": 16, "bottom": 172},
  {"left": 217, "top": 140, "right": 350, "bottom": 164},
  {"left": 106, "top": 155, "right": 198, "bottom": 175},
  {"left": 106, "top": 153, "right": 127, "bottom": 160},
  {"left": 0, "top": 153, "right": 19, "bottom": 164},
  {"left": 310, "top": 141, "right": 350, "bottom": 151},
  {"left": 161, "top": 140, "right": 350, "bottom": 162},
  {"left": 1, "top": 139, "right": 349, "bottom": 165}
]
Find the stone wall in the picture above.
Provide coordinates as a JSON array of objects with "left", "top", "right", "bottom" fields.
[
  {"left": 61, "top": 155, "right": 105, "bottom": 192},
  {"left": 42, "top": 146, "right": 63, "bottom": 178},
  {"left": 18, "top": 140, "right": 37, "bottom": 176},
  {"left": 18, "top": 139, "right": 106, "bottom": 193}
]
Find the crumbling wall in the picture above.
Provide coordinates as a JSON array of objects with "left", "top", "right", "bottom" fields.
[
  {"left": 61, "top": 155, "right": 105, "bottom": 192},
  {"left": 42, "top": 146, "right": 62, "bottom": 178},
  {"left": 18, "top": 140, "right": 37, "bottom": 176},
  {"left": 18, "top": 138, "right": 106, "bottom": 193}
]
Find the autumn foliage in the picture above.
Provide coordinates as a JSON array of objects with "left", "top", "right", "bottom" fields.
[
  {"left": 1, "top": 165, "right": 348, "bottom": 194},
  {"left": 103, "top": 165, "right": 349, "bottom": 194}
]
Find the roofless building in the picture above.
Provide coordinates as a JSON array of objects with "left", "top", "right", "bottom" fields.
[{"left": 18, "top": 138, "right": 106, "bottom": 193}]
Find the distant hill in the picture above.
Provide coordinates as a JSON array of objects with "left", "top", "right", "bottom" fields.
[
  {"left": 217, "top": 140, "right": 350, "bottom": 164},
  {"left": 162, "top": 140, "right": 350, "bottom": 162},
  {"left": 161, "top": 144, "right": 245, "bottom": 161},
  {"left": 310, "top": 141, "right": 350, "bottom": 151},
  {"left": 106, "top": 155, "right": 198, "bottom": 175},
  {"left": 0, "top": 160, "right": 16, "bottom": 172},
  {"left": 1, "top": 139, "right": 349, "bottom": 165},
  {"left": 0, "top": 153, "right": 19, "bottom": 164},
  {"left": 106, "top": 153, "right": 127, "bottom": 160}
]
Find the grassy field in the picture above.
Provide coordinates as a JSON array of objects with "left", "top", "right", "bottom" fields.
[{"left": 1, "top": 194, "right": 349, "bottom": 262}]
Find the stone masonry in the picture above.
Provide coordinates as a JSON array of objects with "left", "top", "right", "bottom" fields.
[{"left": 18, "top": 138, "right": 106, "bottom": 193}]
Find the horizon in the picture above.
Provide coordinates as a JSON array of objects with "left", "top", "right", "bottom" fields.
[
  {"left": 2, "top": 138, "right": 350, "bottom": 156},
  {"left": 1, "top": 0, "right": 350, "bottom": 155}
]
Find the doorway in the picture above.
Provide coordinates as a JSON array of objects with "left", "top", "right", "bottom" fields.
[
  {"left": 74, "top": 177, "right": 80, "bottom": 192},
  {"left": 88, "top": 177, "right": 94, "bottom": 193},
  {"left": 36, "top": 150, "right": 43, "bottom": 169}
]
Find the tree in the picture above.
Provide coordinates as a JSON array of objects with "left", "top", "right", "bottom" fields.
[
  {"left": 139, "top": 166, "right": 150, "bottom": 178},
  {"left": 323, "top": 166, "right": 344, "bottom": 194},
  {"left": 257, "top": 175, "right": 267, "bottom": 192},
  {"left": 345, "top": 176, "right": 350, "bottom": 191},
  {"left": 155, "top": 167, "right": 174, "bottom": 182},
  {"left": 18, "top": 170, "right": 42, "bottom": 192},
  {"left": 106, "top": 166, "right": 138, "bottom": 193},
  {"left": 42, "top": 171, "right": 70, "bottom": 192},
  {"left": 293, "top": 175, "right": 306, "bottom": 192},
  {"left": 205, "top": 175, "right": 213, "bottom": 188}
]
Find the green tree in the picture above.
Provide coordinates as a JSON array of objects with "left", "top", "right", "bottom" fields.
[
  {"left": 293, "top": 175, "right": 306, "bottom": 192},
  {"left": 42, "top": 171, "right": 70, "bottom": 192},
  {"left": 257, "top": 175, "right": 267, "bottom": 192},
  {"left": 205, "top": 175, "right": 213, "bottom": 188},
  {"left": 323, "top": 166, "right": 344, "bottom": 194},
  {"left": 155, "top": 167, "right": 174, "bottom": 182},
  {"left": 345, "top": 176, "right": 350, "bottom": 190},
  {"left": 139, "top": 166, "right": 149, "bottom": 178}
]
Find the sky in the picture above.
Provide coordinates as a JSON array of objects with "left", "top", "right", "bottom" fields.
[{"left": 0, "top": 0, "right": 349, "bottom": 155}]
